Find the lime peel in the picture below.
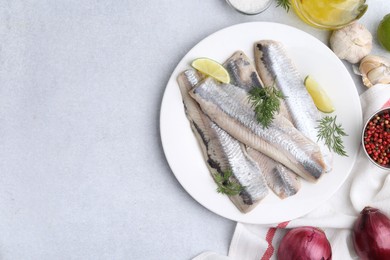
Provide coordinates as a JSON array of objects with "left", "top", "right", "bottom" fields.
[
  {"left": 191, "top": 58, "right": 230, "bottom": 84},
  {"left": 378, "top": 13, "right": 390, "bottom": 52},
  {"left": 304, "top": 75, "right": 335, "bottom": 113}
]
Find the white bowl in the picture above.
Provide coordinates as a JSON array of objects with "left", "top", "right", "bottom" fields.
[{"left": 225, "top": 0, "right": 272, "bottom": 15}]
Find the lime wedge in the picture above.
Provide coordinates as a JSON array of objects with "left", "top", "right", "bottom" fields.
[
  {"left": 191, "top": 58, "right": 230, "bottom": 84},
  {"left": 304, "top": 76, "right": 335, "bottom": 113}
]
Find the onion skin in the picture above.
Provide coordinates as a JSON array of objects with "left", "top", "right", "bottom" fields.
[
  {"left": 277, "top": 226, "right": 332, "bottom": 260},
  {"left": 353, "top": 207, "right": 390, "bottom": 260}
]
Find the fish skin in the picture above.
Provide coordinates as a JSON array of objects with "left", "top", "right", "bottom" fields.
[
  {"left": 177, "top": 69, "right": 268, "bottom": 213},
  {"left": 225, "top": 50, "right": 293, "bottom": 121},
  {"left": 247, "top": 147, "right": 301, "bottom": 199},
  {"left": 254, "top": 40, "right": 333, "bottom": 172},
  {"left": 223, "top": 51, "right": 301, "bottom": 198},
  {"left": 209, "top": 124, "right": 269, "bottom": 209},
  {"left": 190, "top": 78, "right": 325, "bottom": 182},
  {"left": 224, "top": 50, "right": 264, "bottom": 91}
]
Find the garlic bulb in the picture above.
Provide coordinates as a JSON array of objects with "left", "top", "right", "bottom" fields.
[
  {"left": 330, "top": 22, "right": 372, "bottom": 64},
  {"left": 359, "top": 55, "right": 390, "bottom": 87}
]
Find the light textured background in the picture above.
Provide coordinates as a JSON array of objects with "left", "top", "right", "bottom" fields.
[{"left": 0, "top": 0, "right": 389, "bottom": 259}]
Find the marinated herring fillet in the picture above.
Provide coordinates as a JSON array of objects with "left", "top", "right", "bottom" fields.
[
  {"left": 247, "top": 147, "right": 301, "bottom": 199},
  {"left": 224, "top": 50, "right": 264, "bottom": 91},
  {"left": 190, "top": 78, "right": 326, "bottom": 182},
  {"left": 254, "top": 40, "right": 333, "bottom": 172},
  {"left": 224, "top": 51, "right": 301, "bottom": 198},
  {"left": 225, "top": 50, "right": 292, "bottom": 122},
  {"left": 177, "top": 69, "right": 268, "bottom": 213}
]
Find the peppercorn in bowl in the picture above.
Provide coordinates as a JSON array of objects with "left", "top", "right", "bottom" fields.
[{"left": 362, "top": 107, "right": 390, "bottom": 170}]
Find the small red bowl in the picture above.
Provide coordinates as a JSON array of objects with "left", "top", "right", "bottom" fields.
[{"left": 361, "top": 107, "right": 390, "bottom": 170}]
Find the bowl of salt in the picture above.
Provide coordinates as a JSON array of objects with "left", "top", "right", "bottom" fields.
[{"left": 226, "top": 0, "right": 272, "bottom": 15}]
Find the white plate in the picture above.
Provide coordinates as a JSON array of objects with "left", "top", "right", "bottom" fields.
[{"left": 160, "top": 22, "right": 362, "bottom": 224}]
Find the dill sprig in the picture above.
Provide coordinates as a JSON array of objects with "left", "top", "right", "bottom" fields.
[
  {"left": 276, "top": 0, "right": 291, "bottom": 12},
  {"left": 316, "top": 116, "right": 348, "bottom": 157},
  {"left": 214, "top": 169, "right": 243, "bottom": 196},
  {"left": 248, "top": 84, "right": 286, "bottom": 128}
]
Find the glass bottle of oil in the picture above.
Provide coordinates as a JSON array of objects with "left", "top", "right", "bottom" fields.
[{"left": 291, "top": 0, "right": 368, "bottom": 29}]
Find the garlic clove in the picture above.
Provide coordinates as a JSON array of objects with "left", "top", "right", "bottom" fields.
[
  {"left": 360, "top": 60, "right": 382, "bottom": 73},
  {"left": 359, "top": 55, "right": 390, "bottom": 87},
  {"left": 361, "top": 75, "right": 373, "bottom": 88},
  {"left": 367, "top": 66, "right": 390, "bottom": 85},
  {"left": 364, "top": 55, "right": 390, "bottom": 66}
]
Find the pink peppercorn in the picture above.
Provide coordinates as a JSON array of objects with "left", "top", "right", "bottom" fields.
[{"left": 363, "top": 109, "right": 390, "bottom": 167}]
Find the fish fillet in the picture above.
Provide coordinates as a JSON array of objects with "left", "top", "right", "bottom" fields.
[
  {"left": 254, "top": 40, "right": 333, "bottom": 172},
  {"left": 190, "top": 78, "right": 325, "bottom": 182},
  {"left": 224, "top": 50, "right": 264, "bottom": 91},
  {"left": 224, "top": 51, "right": 301, "bottom": 198},
  {"left": 177, "top": 69, "right": 268, "bottom": 213},
  {"left": 225, "top": 50, "right": 292, "bottom": 121},
  {"left": 247, "top": 147, "right": 301, "bottom": 199}
]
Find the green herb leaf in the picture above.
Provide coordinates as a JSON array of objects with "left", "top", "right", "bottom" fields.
[
  {"left": 248, "top": 83, "right": 286, "bottom": 128},
  {"left": 276, "top": 0, "right": 291, "bottom": 12},
  {"left": 316, "top": 115, "right": 348, "bottom": 156},
  {"left": 214, "top": 169, "right": 243, "bottom": 196}
]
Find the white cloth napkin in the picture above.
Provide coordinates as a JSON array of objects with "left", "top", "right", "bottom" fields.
[{"left": 194, "top": 84, "right": 390, "bottom": 260}]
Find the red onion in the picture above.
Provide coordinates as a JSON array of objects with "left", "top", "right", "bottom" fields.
[
  {"left": 353, "top": 206, "right": 390, "bottom": 260},
  {"left": 277, "top": 226, "right": 332, "bottom": 260}
]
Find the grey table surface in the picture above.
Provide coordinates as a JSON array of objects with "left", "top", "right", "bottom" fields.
[{"left": 0, "top": 1, "right": 389, "bottom": 260}]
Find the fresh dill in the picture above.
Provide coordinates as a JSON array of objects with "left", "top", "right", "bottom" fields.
[
  {"left": 316, "top": 116, "right": 348, "bottom": 157},
  {"left": 214, "top": 169, "right": 243, "bottom": 196},
  {"left": 276, "top": 0, "right": 291, "bottom": 12},
  {"left": 248, "top": 84, "right": 286, "bottom": 128}
]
